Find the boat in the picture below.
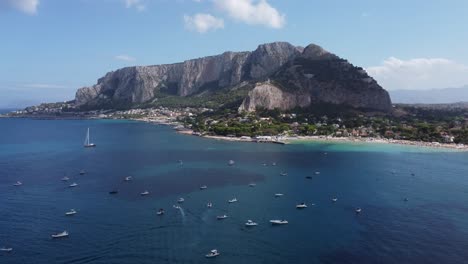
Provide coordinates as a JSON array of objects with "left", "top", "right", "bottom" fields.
[
  {"left": 262, "top": 163, "right": 267, "bottom": 166},
  {"left": 200, "top": 185, "right": 208, "bottom": 190},
  {"left": 280, "top": 172, "right": 287, "bottom": 176},
  {"left": 355, "top": 208, "right": 362, "bottom": 214},
  {"left": 65, "top": 209, "right": 77, "bottom": 216},
  {"left": 69, "top": 182, "right": 78, "bottom": 188},
  {"left": 404, "top": 198, "right": 409, "bottom": 202},
  {"left": 205, "top": 249, "right": 220, "bottom": 258},
  {"left": 173, "top": 205, "right": 181, "bottom": 209},
  {"left": 248, "top": 183, "right": 256, "bottom": 187},
  {"left": 274, "top": 193, "right": 284, "bottom": 197},
  {"left": 157, "top": 208, "right": 165, "bottom": 215},
  {"left": 296, "top": 203, "right": 307, "bottom": 209},
  {"left": 61, "top": 176, "right": 70, "bottom": 181},
  {"left": 140, "top": 190, "right": 149, "bottom": 196},
  {"left": 51, "top": 231, "right": 69, "bottom": 238},
  {"left": 245, "top": 220, "right": 258, "bottom": 227},
  {"left": 83, "top": 128, "right": 96, "bottom": 148},
  {"left": 271, "top": 162, "right": 277, "bottom": 166},
  {"left": 207, "top": 202, "right": 213, "bottom": 208},
  {"left": 0, "top": 247, "right": 13, "bottom": 252},
  {"left": 178, "top": 160, "right": 183, "bottom": 165},
  {"left": 270, "top": 220, "right": 288, "bottom": 225},
  {"left": 305, "top": 176, "right": 312, "bottom": 179},
  {"left": 332, "top": 198, "right": 338, "bottom": 202},
  {"left": 177, "top": 197, "right": 185, "bottom": 203},
  {"left": 13, "top": 181, "right": 22, "bottom": 186},
  {"left": 315, "top": 171, "right": 321, "bottom": 175},
  {"left": 228, "top": 160, "right": 235, "bottom": 166},
  {"left": 79, "top": 170, "right": 86, "bottom": 175},
  {"left": 124, "top": 176, "right": 132, "bottom": 181},
  {"left": 217, "top": 215, "right": 228, "bottom": 220},
  {"left": 228, "top": 198, "right": 237, "bottom": 203},
  {"left": 109, "top": 190, "right": 118, "bottom": 194}
]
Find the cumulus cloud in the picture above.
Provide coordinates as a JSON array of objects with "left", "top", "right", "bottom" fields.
[
  {"left": 184, "top": 13, "right": 224, "bottom": 33},
  {"left": 214, "top": 0, "right": 285, "bottom": 29},
  {"left": 1, "top": 0, "right": 39, "bottom": 15},
  {"left": 366, "top": 57, "right": 468, "bottom": 91},
  {"left": 124, "top": 0, "right": 145, "bottom": 11},
  {"left": 115, "top": 54, "right": 136, "bottom": 62}
]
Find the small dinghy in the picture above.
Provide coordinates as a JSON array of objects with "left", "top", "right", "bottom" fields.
[
  {"left": 271, "top": 162, "right": 277, "bottom": 166},
  {"left": 140, "top": 190, "right": 149, "bottom": 196},
  {"left": 124, "top": 176, "right": 132, "bottom": 182},
  {"left": 69, "top": 182, "right": 78, "bottom": 188},
  {"left": 177, "top": 197, "right": 185, "bottom": 203},
  {"left": 13, "top": 181, "right": 22, "bottom": 186},
  {"left": 79, "top": 170, "right": 86, "bottom": 175},
  {"left": 0, "top": 247, "right": 13, "bottom": 252},
  {"left": 274, "top": 193, "right": 284, "bottom": 197},
  {"left": 280, "top": 172, "right": 287, "bottom": 176},
  {"left": 109, "top": 190, "right": 118, "bottom": 195},
  {"left": 270, "top": 220, "right": 288, "bottom": 225},
  {"left": 228, "top": 160, "right": 235, "bottom": 166},
  {"left": 332, "top": 198, "right": 338, "bottom": 202},
  {"left": 262, "top": 163, "right": 267, "bottom": 166},
  {"left": 217, "top": 215, "right": 228, "bottom": 220},
  {"left": 173, "top": 205, "right": 181, "bottom": 209},
  {"left": 296, "top": 203, "right": 307, "bottom": 209},
  {"left": 248, "top": 183, "right": 256, "bottom": 187},
  {"left": 315, "top": 171, "right": 321, "bottom": 175},
  {"left": 355, "top": 208, "right": 362, "bottom": 214},
  {"left": 157, "top": 208, "right": 165, "bottom": 215},
  {"left": 51, "top": 231, "right": 69, "bottom": 239},
  {"left": 228, "top": 198, "right": 237, "bottom": 203},
  {"left": 65, "top": 209, "right": 77, "bottom": 216},
  {"left": 207, "top": 202, "right": 213, "bottom": 208},
  {"left": 61, "top": 176, "right": 70, "bottom": 181},
  {"left": 205, "top": 249, "right": 220, "bottom": 258},
  {"left": 305, "top": 176, "right": 312, "bottom": 179},
  {"left": 200, "top": 185, "right": 207, "bottom": 190},
  {"left": 245, "top": 220, "right": 258, "bottom": 227}
]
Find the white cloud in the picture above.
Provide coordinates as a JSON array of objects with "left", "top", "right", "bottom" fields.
[
  {"left": 214, "top": 0, "right": 285, "bottom": 29},
  {"left": 115, "top": 54, "right": 136, "bottom": 62},
  {"left": 124, "top": 0, "right": 146, "bottom": 11},
  {"left": 3, "top": 0, "right": 39, "bottom": 15},
  {"left": 21, "top": 83, "right": 68, "bottom": 89},
  {"left": 366, "top": 57, "right": 468, "bottom": 91},
  {"left": 184, "top": 13, "right": 224, "bottom": 33}
]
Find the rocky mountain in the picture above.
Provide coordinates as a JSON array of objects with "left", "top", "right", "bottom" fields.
[
  {"left": 75, "top": 42, "right": 392, "bottom": 112},
  {"left": 389, "top": 86, "right": 468, "bottom": 104}
]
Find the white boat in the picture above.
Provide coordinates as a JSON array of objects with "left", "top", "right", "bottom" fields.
[
  {"left": 228, "top": 198, "right": 237, "bottom": 203},
  {"left": 205, "top": 249, "right": 220, "bottom": 258},
  {"left": 79, "top": 170, "right": 86, "bottom": 175},
  {"left": 0, "top": 247, "right": 13, "bottom": 252},
  {"left": 157, "top": 209, "right": 165, "bottom": 215},
  {"left": 51, "top": 231, "right": 69, "bottom": 238},
  {"left": 207, "top": 202, "right": 213, "bottom": 208},
  {"left": 332, "top": 198, "right": 338, "bottom": 202},
  {"left": 140, "top": 190, "right": 149, "bottom": 196},
  {"left": 228, "top": 160, "right": 235, "bottom": 166},
  {"left": 296, "top": 203, "right": 307, "bottom": 209},
  {"left": 217, "top": 214, "right": 228, "bottom": 220},
  {"left": 271, "top": 162, "right": 277, "bottom": 166},
  {"left": 245, "top": 220, "right": 258, "bottom": 227},
  {"left": 173, "top": 205, "right": 181, "bottom": 209},
  {"left": 248, "top": 183, "right": 256, "bottom": 187},
  {"left": 274, "top": 193, "right": 284, "bottom": 197},
  {"left": 280, "top": 172, "right": 287, "bottom": 176},
  {"left": 13, "top": 181, "right": 22, "bottom": 186},
  {"left": 65, "top": 209, "right": 77, "bottom": 216},
  {"left": 83, "top": 128, "right": 96, "bottom": 148},
  {"left": 270, "top": 220, "right": 288, "bottom": 225},
  {"left": 200, "top": 185, "right": 207, "bottom": 190},
  {"left": 262, "top": 163, "right": 267, "bottom": 166},
  {"left": 355, "top": 208, "right": 362, "bottom": 214},
  {"left": 177, "top": 197, "right": 185, "bottom": 203},
  {"left": 69, "top": 182, "right": 78, "bottom": 188},
  {"left": 61, "top": 176, "right": 70, "bottom": 181},
  {"left": 315, "top": 171, "right": 321, "bottom": 175},
  {"left": 124, "top": 176, "right": 132, "bottom": 181}
]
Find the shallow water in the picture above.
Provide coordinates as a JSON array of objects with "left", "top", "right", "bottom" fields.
[{"left": 1, "top": 118, "right": 468, "bottom": 263}]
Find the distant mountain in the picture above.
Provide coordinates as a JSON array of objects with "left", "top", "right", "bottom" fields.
[
  {"left": 390, "top": 86, "right": 468, "bottom": 104},
  {"left": 75, "top": 41, "right": 392, "bottom": 112}
]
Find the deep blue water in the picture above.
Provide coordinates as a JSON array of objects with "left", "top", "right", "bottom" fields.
[{"left": 1, "top": 118, "right": 468, "bottom": 264}]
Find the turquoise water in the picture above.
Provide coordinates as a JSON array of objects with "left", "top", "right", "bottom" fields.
[{"left": 1, "top": 118, "right": 468, "bottom": 263}]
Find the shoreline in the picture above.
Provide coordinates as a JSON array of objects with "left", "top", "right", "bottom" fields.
[{"left": 3, "top": 115, "right": 467, "bottom": 151}]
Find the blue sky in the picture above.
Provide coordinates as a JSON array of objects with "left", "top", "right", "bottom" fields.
[{"left": 1, "top": 0, "right": 468, "bottom": 107}]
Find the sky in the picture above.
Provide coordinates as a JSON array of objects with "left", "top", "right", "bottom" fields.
[{"left": 1, "top": 0, "right": 468, "bottom": 108}]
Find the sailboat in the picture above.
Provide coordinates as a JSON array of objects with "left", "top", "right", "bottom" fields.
[{"left": 83, "top": 128, "right": 96, "bottom": 148}]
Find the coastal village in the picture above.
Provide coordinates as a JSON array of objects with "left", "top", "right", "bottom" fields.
[{"left": 4, "top": 102, "right": 467, "bottom": 150}]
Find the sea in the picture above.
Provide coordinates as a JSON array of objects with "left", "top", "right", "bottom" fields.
[{"left": 1, "top": 117, "right": 468, "bottom": 264}]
